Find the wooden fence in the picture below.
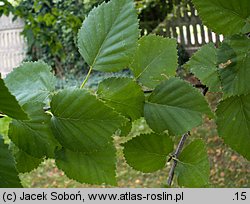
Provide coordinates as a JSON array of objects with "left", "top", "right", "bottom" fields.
[
  {"left": 0, "top": 14, "right": 26, "bottom": 77},
  {"left": 153, "top": 0, "right": 223, "bottom": 55},
  {"left": 0, "top": 0, "right": 223, "bottom": 77}
]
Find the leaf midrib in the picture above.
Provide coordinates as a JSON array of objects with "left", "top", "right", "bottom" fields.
[
  {"left": 239, "top": 97, "right": 250, "bottom": 135},
  {"left": 53, "top": 115, "right": 122, "bottom": 123},
  {"left": 178, "top": 161, "right": 208, "bottom": 184},
  {"left": 101, "top": 97, "right": 141, "bottom": 112},
  {"left": 136, "top": 47, "right": 170, "bottom": 79},
  {"left": 91, "top": 1, "right": 127, "bottom": 67},
  {"left": 146, "top": 101, "right": 202, "bottom": 114},
  {"left": 19, "top": 121, "right": 49, "bottom": 141},
  {"left": 209, "top": 1, "right": 247, "bottom": 21},
  {"left": 127, "top": 149, "right": 166, "bottom": 158}
]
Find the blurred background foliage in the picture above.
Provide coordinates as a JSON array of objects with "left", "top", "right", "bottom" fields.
[
  {"left": 0, "top": 0, "right": 249, "bottom": 188},
  {"left": 137, "top": 0, "right": 174, "bottom": 34},
  {"left": 0, "top": 0, "right": 184, "bottom": 78},
  {"left": 1, "top": 0, "right": 104, "bottom": 77}
]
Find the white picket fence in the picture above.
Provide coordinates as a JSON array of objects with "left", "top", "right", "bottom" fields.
[{"left": 0, "top": 14, "right": 26, "bottom": 78}]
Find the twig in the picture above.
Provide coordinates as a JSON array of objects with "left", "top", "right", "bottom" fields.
[
  {"left": 167, "top": 82, "right": 208, "bottom": 186},
  {"left": 202, "top": 87, "right": 209, "bottom": 96},
  {"left": 80, "top": 66, "right": 93, "bottom": 89},
  {"left": 194, "top": 84, "right": 206, "bottom": 89},
  {"left": 167, "top": 131, "right": 190, "bottom": 186},
  {"left": 194, "top": 84, "right": 208, "bottom": 95}
]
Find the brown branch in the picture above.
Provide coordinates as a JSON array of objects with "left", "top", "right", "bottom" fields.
[
  {"left": 167, "top": 131, "right": 190, "bottom": 186},
  {"left": 167, "top": 81, "right": 209, "bottom": 186}
]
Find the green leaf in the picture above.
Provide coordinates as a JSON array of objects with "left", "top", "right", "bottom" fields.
[
  {"left": 184, "top": 43, "right": 221, "bottom": 92},
  {"left": 130, "top": 35, "right": 178, "bottom": 88},
  {"left": 242, "top": 17, "right": 250, "bottom": 33},
  {"left": 144, "top": 78, "right": 212, "bottom": 135},
  {"left": 119, "top": 120, "right": 132, "bottom": 136},
  {"left": 123, "top": 133, "right": 173, "bottom": 173},
  {"left": 0, "top": 78, "right": 28, "bottom": 120},
  {"left": 97, "top": 77, "right": 144, "bottom": 120},
  {"left": 56, "top": 144, "right": 117, "bottom": 186},
  {"left": 175, "top": 139, "right": 210, "bottom": 187},
  {"left": 4, "top": 61, "right": 56, "bottom": 105},
  {"left": 0, "top": 135, "right": 22, "bottom": 187},
  {"left": 216, "top": 94, "right": 250, "bottom": 160},
  {"left": 192, "top": 0, "right": 250, "bottom": 35},
  {"left": 9, "top": 103, "right": 58, "bottom": 158},
  {"left": 78, "top": 0, "right": 139, "bottom": 72},
  {"left": 10, "top": 144, "right": 43, "bottom": 173},
  {"left": 0, "top": 117, "right": 12, "bottom": 144},
  {"left": 51, "top": 89, "right": 126, "bottom": 152},
  {"left": 218, "top": 35, "right": 250, "bottom": 97}
]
